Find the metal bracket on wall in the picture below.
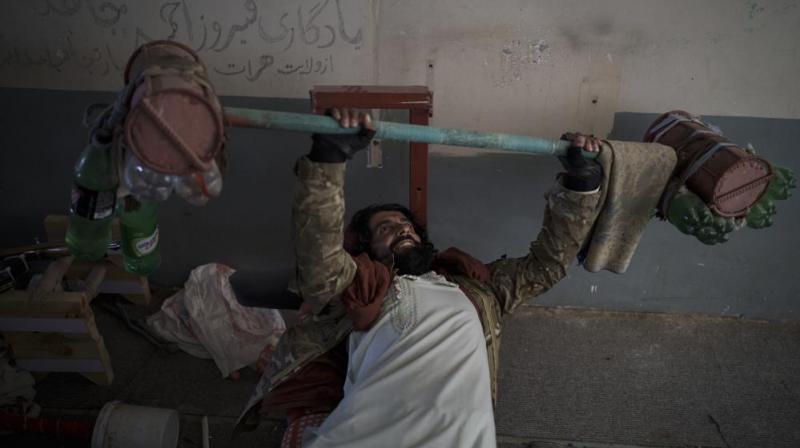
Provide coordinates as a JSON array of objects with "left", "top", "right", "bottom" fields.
[
  {"left": 367, "top": 138, "right": 383, "bottom": 169},
  {"left": 310, "top": 86, "right": 433, "bottom": 226}
]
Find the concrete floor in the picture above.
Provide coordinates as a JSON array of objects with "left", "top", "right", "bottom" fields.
[
  {"left": 495, "top": 307, "right": 800, "bottom": 447},
  {"left": 3, "top": 296, "right": 800, "bottom": 448}
]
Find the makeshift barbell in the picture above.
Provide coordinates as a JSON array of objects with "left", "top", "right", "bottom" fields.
[{"left": 114, "top": 41, "right": 798, "bottom": 245}]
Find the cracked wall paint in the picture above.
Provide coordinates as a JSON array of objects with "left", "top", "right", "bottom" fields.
[{"left": 494, "top": 38, "right": 550, "bottom": 88}]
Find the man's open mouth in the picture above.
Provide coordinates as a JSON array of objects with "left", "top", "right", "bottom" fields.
[{"left": 390, "top": 236, "right": 417, "bottom": 252}]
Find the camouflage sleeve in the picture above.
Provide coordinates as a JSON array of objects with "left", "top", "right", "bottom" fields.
[
  {"left": 488, "top": 181, "right": 601, "bottom": 315},
  {"left": 292, "top": 157, "right": 357, "bottom": 314}
]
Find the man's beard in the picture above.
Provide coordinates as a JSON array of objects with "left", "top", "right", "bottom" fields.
[{"left": 391, "top": 241, "right": 437, "bottom": 276}]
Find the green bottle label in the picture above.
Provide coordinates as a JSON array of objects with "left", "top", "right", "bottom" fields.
[
  {"left": 132, "top": 227, "right": 159, "bottom": 257},
  {"left": 71, "top": 184, "right": 116, "bottom": 220}
]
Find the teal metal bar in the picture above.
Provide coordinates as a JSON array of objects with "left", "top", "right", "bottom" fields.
[{"left": 224, "top": 107, "right": 596, "bottom": 158}]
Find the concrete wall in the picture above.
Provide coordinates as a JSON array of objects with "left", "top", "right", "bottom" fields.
[
  {"left": 377, "top": 0, "right": 800, "bottom": 140},
  {"left": 1, "top": 1, "right": 799, "bottom": 319},
  {"left": 0, "top": 0, "right": 377, "bottom": 97},
  {"left": 2, "top": 1, "right": 798, "bottom": 137}
]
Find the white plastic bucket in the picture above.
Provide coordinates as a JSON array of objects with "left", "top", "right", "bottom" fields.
[{"left": 92, "top": 401, "right": 180, "bottom": 448}]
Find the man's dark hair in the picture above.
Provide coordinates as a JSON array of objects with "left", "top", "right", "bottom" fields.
[{"left": 348, "top": 203, "right": 437, "bottom": 275}]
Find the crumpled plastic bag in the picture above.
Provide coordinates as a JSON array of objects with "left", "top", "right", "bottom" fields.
[{"left": 147, "top": 263, "right": 286, "bottom": 378}]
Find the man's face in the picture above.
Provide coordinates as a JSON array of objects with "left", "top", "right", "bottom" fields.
[{"left": 367, "top": 210, "right": 422, "bottom": 265}]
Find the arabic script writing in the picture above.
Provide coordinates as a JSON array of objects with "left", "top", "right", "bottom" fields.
[{"left": 1, "top": 0, "right": 362, "bottom": 84}]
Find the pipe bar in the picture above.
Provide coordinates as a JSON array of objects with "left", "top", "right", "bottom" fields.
[{"left": 224, "top": 107, "right": 596, "bottom": 158}]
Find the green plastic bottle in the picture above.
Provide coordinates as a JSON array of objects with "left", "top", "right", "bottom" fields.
[
  {"left": 746, "top": 165, "right": 796, "bottom": 229},
  {"left": 65, "top": 134, "right": 118, "bottom": 261},
  {"left": 117, "top": 196, "right": 161, "bottom": 276},
  {"left": 666, "top": 188, "right": 736, "bottom": 245}
]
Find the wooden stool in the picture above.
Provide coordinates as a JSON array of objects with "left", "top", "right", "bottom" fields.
[
  {"left": 0, "top": 256, "right": 114, "bottom": 385},
  {"left": 44, "top": 215, "right": 151, "bottom": 306}
]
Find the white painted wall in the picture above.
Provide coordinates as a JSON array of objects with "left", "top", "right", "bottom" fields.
[
  {"left": 376, "top": 0, "right": 800, "bottom": 140},
  {"left": 0, "top": 0, "right": 376, "bottom": 97},
  {"left": 1, "top": 0, "right": 798, "bottom": 140}
]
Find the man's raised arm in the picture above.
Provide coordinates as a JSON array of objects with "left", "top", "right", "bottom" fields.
[
  {"left": 489, "top": 133, "right": 604, "bottom": 315},
  {"left": 292, "top": 109, "right": 375, "bottom": 314}
]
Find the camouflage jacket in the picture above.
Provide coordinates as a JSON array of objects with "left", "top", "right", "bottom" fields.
[{"left": 236, "top": 157, "right": 601, "bottom": 432}]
